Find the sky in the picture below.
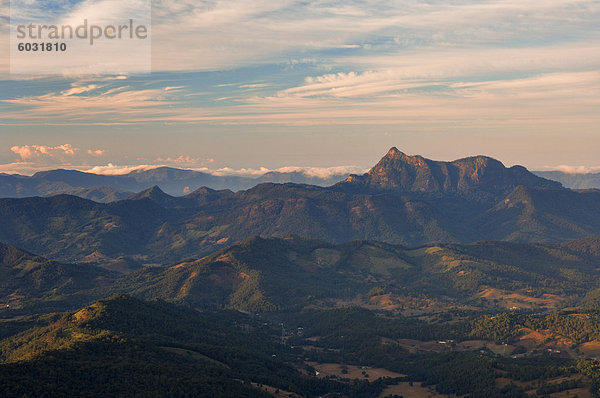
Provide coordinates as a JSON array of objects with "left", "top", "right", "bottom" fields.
[{"left": 0, "top": 0, "right": 599, "bottom": 176}]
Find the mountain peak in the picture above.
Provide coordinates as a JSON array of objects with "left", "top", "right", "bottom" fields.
[
  {"left": 385, "top": 147, "right": 405, "bottom": 158},
  {"left": 128, "top": 185, "right": 173, "bottom": 202},
  {"left": 141, "top": 185, "right": 165, "bottom": 196},
  {"left": 187, "top": 186, "right": 216, "bottom": 196},
  {"left": 339, "top": 148, "right": 562, "bottom": 194}
]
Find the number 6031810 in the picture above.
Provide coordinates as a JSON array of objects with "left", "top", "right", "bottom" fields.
[{"left": 17, "top": 42, "right": 67, "bottom": 52}]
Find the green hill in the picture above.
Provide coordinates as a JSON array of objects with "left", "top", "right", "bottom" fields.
[{"left": 0, "top": 295, "right": 384, "bottom": 397}]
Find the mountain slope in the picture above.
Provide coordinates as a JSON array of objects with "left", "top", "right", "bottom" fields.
[
  {"left": 476, "top": 185, "right": 600, "bottom": 241},
  {"left": 61, "top": 186, "right": 133, "bottom": 202},
  {"left": 0, "top": 242, "right": 115, "bottom": 312}
]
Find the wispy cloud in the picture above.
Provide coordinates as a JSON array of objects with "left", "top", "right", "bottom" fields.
[
  {"left": 155, "top": 156, "right": 215, "bottom": 166},
  {"left": 1, "top": 82, "right": 182, "bottom": 124},
  {"left": 3, "top": 0, "right": 598, "bottom": 76},
  {"left": 2, "top": 33, "right": 598, "bottom": 125},
  {"left": 147, "top": 0, "right": 600, "bottom": 71}
]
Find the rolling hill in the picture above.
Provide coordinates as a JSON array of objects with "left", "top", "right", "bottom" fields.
[
  {"left": 102, "top": 236, "right": 600, "bottom": 312},
  {"left": 4, "top": 235, "right": 600, "bottom": 316}
]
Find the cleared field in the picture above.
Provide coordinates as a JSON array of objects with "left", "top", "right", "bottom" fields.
[
  {"left": 396, "top": 338, "right": 455, "bottom": 354},
  {"left": 357, "top": 293, "right": 470, "bottom": 317},
  {"left": 380, "top": 382, "right": 446, "bottom": 398},
  {"left": 580, "top": 341, "right": 600, "bottom": 357},
  {"left": 307, "top": 362, "right": 405, "bottom": 381},
  {"left": 498, "top": 375, "right": 592, "bottom": 398},
  {"left": 548, "top": 387, "right": 593, "bottom": 397},
  {"left": 456, "top": 340, "right": 487, "bottom": 350},
  {"left": 517, "top": 327, "right": 550, "bottom": 348},
  {"left": 477, "top": 287, "right": 564, "bottom": 310}
]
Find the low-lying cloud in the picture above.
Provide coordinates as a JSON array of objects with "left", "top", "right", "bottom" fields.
[
  {"left": 81, "top": 163, "right": 367, "bottom": 178},
  {"left": 187, "top": 165, "right": 367, "bottom": 179},
  {"left": 548, "top": 165, "right": 600, "bottom": 175},
  {"left": 83, "top": 163, "right": 162, "bottom": 175}
]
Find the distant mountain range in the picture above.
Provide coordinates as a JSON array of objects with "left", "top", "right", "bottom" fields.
[
  {"left": 0, "top": 167, "right": 352, "bottom": 202},
  {"left": 534, "top": 170, "right": 600, "bottom": 190},
  {"left": 1, "top": 148, "right": 600, "bottom": 267},
  {"left": 3, "top": 151, "right": 598, "bottom": 203}
]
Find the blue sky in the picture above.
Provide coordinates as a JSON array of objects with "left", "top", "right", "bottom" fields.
[{"left": 0, "top": 0, "right": 599, "bottom": 175}]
